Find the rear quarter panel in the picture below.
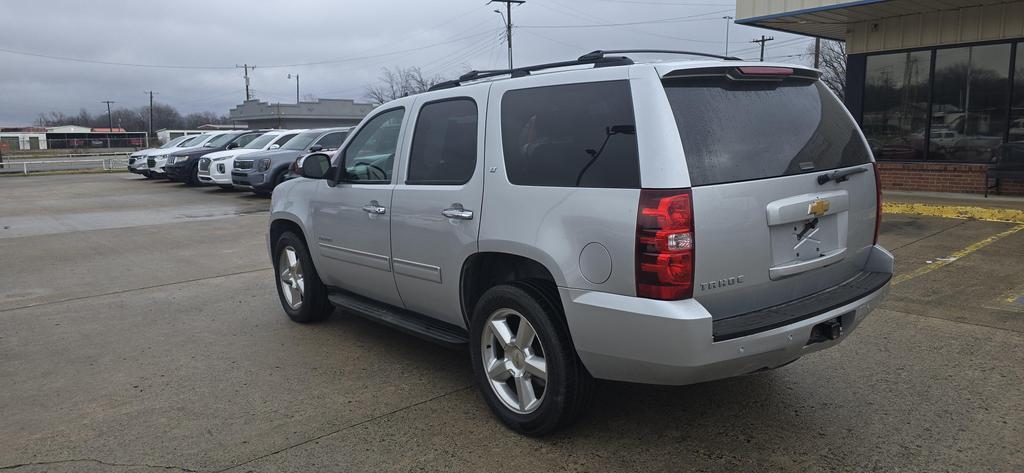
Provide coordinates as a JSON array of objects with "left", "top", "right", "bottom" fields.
[{"left": 480, "top": 67, "right": 641, "bottom": 295}]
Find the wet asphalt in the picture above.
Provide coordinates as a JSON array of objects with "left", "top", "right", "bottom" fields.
[{"left": 0, "top": 173, "right": 1022, "bottom": 472}]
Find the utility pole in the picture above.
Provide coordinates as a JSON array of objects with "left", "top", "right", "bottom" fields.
[
  {"left": 490, "top": 0, "right": 524, "bottom": 71},
  {"left": 101, "top": 100, "right": 115, "bottom": 148},
  {"left": 813, "top": 37, "right": 821, "bottom": 68},
  {"left": 288, "top": 73, "right": 299, "bottom": 103},
  {"left": 143, "top": 90, "right": 158, "bottom": 146},
  {"left": 236, "top": 64, "right": 254, "bottom": 101},
  {"left": 722, "top": 16, "right": 734, "bottom": 56},
  {"left": 751, "top": 35, "right": 774, "bottom": 61}
]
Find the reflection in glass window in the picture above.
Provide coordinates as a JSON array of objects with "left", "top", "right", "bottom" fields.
[
  {"left": 863, "top": 51, "right": 931, "bottom": 161},
  {"left": 407, "top": 99, "right": 478, "bottom": 185},
  {"left": 342, "top": 108, "right": 405, "bottom": 183},
  {"left": 500, "top": 81, "right": 640, "bottom": 188},
  {"left": 930, "top": 44, "right": 1011, "bottom": 162},
  {"left": 1010, "top": 43, "right": 1024, "bottom": 145}
]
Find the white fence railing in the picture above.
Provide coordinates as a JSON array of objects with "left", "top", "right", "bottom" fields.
[
  {"left": 4, "top": 151, "right": 134, "bottom": 160},
  {"left": 0, "top": 157, "right": 131, "bottom": 175}
]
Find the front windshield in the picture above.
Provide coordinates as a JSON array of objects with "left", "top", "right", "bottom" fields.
[
  {"left": 242, "top": 133, "right": 280, "bottom": 149},
  {"left": 160, "top": 136, "right": 188, "bottom": 148},
  {"left": 282, "top": 131, "right": 320, "bottom": 150},
  {"left": 179, "top": 135, "right": 209, "bottom": 147},
  {"left": 203, "top": 133, "right": 236, "bottom": 148}
]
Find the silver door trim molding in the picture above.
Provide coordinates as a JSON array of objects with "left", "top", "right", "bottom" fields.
[
  {"left": 318, "top": 242, "right": 391, "bottom": 272},
  {"left": 393, "top": 258, "right": 442, "bottom": 283}
]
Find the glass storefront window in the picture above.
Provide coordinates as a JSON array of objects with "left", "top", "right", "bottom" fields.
[
  {"left": 929, "top": 44, "right": 1011, "bottom": 162},
  {"left": 1010, "top": 43, "right": 1024, "bottom": 145},
  {"left": 863, "top": 51, "right": 931, "bottom": 160}
]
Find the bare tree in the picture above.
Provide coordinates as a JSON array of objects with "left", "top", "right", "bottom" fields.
[
  {"left": 34, "top": 103, "right": 229, "bottom": 131},
  {"left": 809, "top": 40, "right": 847, "bottom": 101},
  {"left": 365, "top": 66, "right": 444, "bottom": 105}
]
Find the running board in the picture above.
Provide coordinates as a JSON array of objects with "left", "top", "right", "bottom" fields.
[{"left": 327, "top": 291, "right": 468, "bottom": 348}]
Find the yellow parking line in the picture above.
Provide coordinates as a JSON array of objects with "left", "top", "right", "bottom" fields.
[
  {"left": 883, "top": 202, "right": 1024, "bottom": 224},
  {"left": 892, "top": 224, "right": 1024, "bottom": 286}
]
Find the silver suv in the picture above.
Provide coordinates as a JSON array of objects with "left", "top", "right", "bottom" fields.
[{"left": 267, "top": 51, "right": 894, "bottom": 435}]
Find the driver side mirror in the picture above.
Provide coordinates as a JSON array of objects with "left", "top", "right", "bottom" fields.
[
  {"left": 299, "top": 152, "right": 332, "bottom": 180},
  {"left": 226, "top": 142, "right": 240, "bottom": 150},
  {"left": 269, "top": 144, "right": 280, "bottom": 150},
  {"left": 309, "top": 144, "right": 324, "bottom": 153}
]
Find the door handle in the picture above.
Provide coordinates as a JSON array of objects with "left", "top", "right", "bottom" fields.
[
  {"left": 362, "top": 200, "right": 386, "bottom": 215},
  {"left": 441, "top": 203, "right": 474, "bottom": 220}
]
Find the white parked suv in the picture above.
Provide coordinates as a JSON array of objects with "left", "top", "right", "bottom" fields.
[
  {"left": 146, "top": 133, "right": 224, "bottom": 178},
  {"left": 198, "top": 129, "right": 305, "bottom": 189},
  {"left": 128, "top": 135, "right": 196, "bottom": 177},
  {"left": 267, "top": 51, "right": 893, "bottom": 435}
]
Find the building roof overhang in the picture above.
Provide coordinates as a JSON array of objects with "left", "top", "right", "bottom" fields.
[{"left": 736, "top": 0, "right": 1013, "bottom": 41}]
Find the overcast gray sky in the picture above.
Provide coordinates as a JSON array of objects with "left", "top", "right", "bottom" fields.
[{"left": 0, "top": 0, "right": 813, "bottom": 125}]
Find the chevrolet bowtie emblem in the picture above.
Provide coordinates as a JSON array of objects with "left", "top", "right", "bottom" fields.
[{"left": 808, "top": 199, "right": 830, "bottom": 217}]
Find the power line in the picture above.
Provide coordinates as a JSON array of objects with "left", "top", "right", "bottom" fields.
[
  {"left": 517, "top": 8, "right": 733, "bottom": 28},
  {"left": 540, "top": 0, "right": 726, "bottom": 44},
  {"left": 0, "top": 47, "right": 234, "bottom": 70}
]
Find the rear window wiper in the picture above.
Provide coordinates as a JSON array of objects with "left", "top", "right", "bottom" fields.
[{"left": 817, "top": 167, "right": 867, "bottom": 185}]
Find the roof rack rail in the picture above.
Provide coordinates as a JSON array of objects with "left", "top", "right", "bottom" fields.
[
  {"left": 429, "top": 55, "right": 633, "bottom": 91},
  {"left": 578, "top": 49, "right": 742, "bottom": 62},
  {"left": 427, "top": 49, "right": 739, "bottom": 91}
]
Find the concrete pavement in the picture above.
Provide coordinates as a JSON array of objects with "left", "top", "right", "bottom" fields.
[{"left": 0, "top": 174, "right": 1021, "bottom": 472}]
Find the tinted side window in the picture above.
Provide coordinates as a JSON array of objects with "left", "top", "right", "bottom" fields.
[
  {"left": 315, "top": 132, "right": 348, "bottom": 150},
  {"left": 407, "top": 98, "right": 478, "bottom": 185},
  {"left": 341, "top": 108, "right": 405, "bottom": 183},
  {"left": 500, "top": 80, "right": 640, "bottom": 188}
]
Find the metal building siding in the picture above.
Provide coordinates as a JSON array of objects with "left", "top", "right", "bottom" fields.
[
  {"left": 736, "top": 0, "right": 859, "bottom": 20},
  {"left": 846, "top": 3, "right": 1024, "bottom": 53}
]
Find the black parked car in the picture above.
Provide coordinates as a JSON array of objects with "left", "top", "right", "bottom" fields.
[
  {"left": 231, "top": 127, "right": 349, "bottom": 194},
  {"left": 164, "top": 130, "right": 266, "bottom": 186}
]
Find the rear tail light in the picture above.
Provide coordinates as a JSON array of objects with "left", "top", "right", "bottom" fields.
[
  {"left": 873, "top": 162, "right": 882, "bottom": 244},
  {"left": 636, "top": 189, "right": 694, "bottom": 300}
]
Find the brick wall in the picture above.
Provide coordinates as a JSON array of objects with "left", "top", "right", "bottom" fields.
[{"left": 877, "top": 162, "right": 1024, "bottom": 196}]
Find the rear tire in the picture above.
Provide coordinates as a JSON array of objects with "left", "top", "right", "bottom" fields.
[
  {"left": 469, "top": 283, "right": 594, "bottom": 436},
  {"left": 273, "top": 231, "right": 333, "bottom": 323}
]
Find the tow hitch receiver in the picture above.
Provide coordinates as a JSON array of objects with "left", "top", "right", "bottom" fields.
[{"left": 807, "top": 317, "right": 843, "bottom": 345}]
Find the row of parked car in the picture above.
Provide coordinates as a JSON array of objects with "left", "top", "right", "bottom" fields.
[{"left": 127, "top": 127, "right": 350, "bottom": 194}]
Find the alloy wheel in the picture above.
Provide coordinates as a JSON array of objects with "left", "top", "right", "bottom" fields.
[
  {"left": 278, "top": 246, "right": 304, "bottom": 310},
  {"left": 481, "top": 308, "right": 548, "bottom": 414}
]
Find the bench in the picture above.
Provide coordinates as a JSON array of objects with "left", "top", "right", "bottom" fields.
[{"left": 986, "top": 143, "right": 1024, "bottom": 197}]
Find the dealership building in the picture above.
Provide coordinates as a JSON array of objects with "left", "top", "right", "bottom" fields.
[
  {"left": 228, "top": 98, "right": 374, "bottom": 129},
  {"left": 737, "top": 0, "right": 1024, "bottom": 195}
]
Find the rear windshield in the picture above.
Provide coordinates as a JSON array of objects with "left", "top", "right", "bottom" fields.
[{"left": 664, "top": 78, "right": 870, "bottom": 186}]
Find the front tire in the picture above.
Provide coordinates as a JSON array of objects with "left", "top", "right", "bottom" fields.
[
  {"left": 469, "top": 283, "right": 594, "bottom": 436},
  {"left": 273, "top": 231, "right": 333, "bottom": 323},
  {"left": 185, "top": 164, "right": 200, "bottom": 187}
]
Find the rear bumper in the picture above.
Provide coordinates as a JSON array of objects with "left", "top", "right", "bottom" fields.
[{"left": 561, "top": 245, "right": 894, "bottom": 386}]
